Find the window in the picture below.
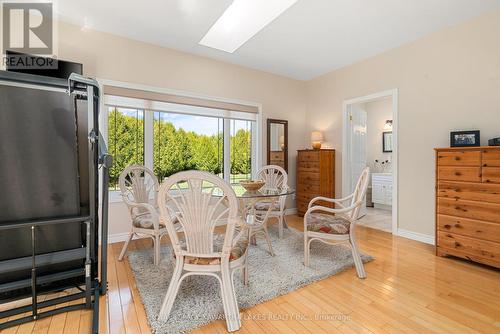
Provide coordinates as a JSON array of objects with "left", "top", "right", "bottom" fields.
[
  {"left": 105, "top": 94, "right": 258, "bottom": 198},
  {"left": 107, "top": 107, "right": 144, "bottom": 189},
  {"left": 230, "top": 119, "right": 252, "bottom": 184},
  {"left": 153, "top": 112, "right": 224, "bottom": 182}
]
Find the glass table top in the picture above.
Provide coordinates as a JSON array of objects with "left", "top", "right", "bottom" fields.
[
  {"left": 235, "top": 185, "right": 294, "bottom": 198},
  {"left": 213, "top": 185, "right": 295, "bottom": 198}
]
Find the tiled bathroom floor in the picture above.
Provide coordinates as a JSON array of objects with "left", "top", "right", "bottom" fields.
[{"left": 357, "top": 207, "right": 392, "bottom": 233}]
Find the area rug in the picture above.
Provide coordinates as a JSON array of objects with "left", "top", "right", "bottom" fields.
[{"left": 127, "top": 226, "right": 373, "bottom": 333}]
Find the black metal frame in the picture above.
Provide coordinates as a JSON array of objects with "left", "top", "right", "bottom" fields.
[
  {"left": 0, "top": 71, "right": 111, "bottom": 333},
  {"left": 450, "top": 130, "right": 481, "bottom": 147},
  {"left": 266, "top": 118, "right": 289, "bottom": 172},
  {"left": 382, "top": 131, "right": 393, "bottom": 153}
]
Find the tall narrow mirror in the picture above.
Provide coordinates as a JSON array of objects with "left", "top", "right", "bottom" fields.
[{"left": 267, "top": 119, "right": 288, "bottom": 171}]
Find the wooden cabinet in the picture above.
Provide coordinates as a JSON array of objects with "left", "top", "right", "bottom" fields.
[
  {"left": 296, "top": 149, "right": 335, "bottom": 216},
  {"left": 435, "top": 146, "right": 500, "bottom": 269}
]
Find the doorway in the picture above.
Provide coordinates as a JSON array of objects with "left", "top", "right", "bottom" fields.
[{"left": 342, "top": 89, "right": 398, "bottom": 234}]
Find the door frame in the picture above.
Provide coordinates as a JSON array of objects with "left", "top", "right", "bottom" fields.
[{"left": 342, "top": 89, "right": 399, "bottom": 234}]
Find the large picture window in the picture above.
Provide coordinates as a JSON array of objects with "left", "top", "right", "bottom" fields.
[
  {"left": 105, "top": 94, "right": 258, "bottom": 198},
  {"left": 153, "top": 112, "right": 224, "bottom": 182}
]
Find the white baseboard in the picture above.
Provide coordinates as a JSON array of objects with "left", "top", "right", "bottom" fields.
[
  {"left": 108, "top": 232, "right": 130, "bottom": 244},
  {"left": 108, "top": 232, "right": 151, "bottom": 244},
  {"left": 396, "top": 228, "right": 435, "bottom": 245},
  {"left": 108, "top": 208, "right": 299, "bottom": 244}
]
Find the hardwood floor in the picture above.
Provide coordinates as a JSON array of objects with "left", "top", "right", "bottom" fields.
[{"left": 1, "top": 215, "right": 499, "bottom": 334}]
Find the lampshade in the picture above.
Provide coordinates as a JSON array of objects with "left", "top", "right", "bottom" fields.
[
  {"left": 384, "top": 120, "right": 393, "bottom": 130},
  {"left": 311, "top": 131, "right": 323, "bottom": 142},
  {"left": 279, "top": 135, "right": 285, "bottom": 145}
]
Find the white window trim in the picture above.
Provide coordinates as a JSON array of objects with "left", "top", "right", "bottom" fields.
[{"left": 97, "top": 79, "right": 262, "bottom": 203}]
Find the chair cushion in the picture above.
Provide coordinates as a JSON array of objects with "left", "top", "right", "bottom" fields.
[
  {"left": 180, "top": 235, "right": 248, "bottom": 265},
  {"left": 254, "top": 201, "right": 280, "bottom": 211},
  {"left": 132, "top": 213, "right": 164, "bottom": 229},
  {"left": 307, "top": 213, "right": 351, "bottom": 235}
]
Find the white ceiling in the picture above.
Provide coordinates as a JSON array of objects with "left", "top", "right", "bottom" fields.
[{"left": 56, "top": 0, "right": 500, "bottom": 80}]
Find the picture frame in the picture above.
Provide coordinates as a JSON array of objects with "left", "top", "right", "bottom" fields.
[
  {"left": 382, "top": 131, "right": 393, "bottom": 153},
  {"left": 450, "top": 130, "right": 480, "bottom": 147}
]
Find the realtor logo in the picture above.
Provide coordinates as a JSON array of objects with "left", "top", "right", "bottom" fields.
[{"left": 2, "top": 1, "right": 53, "bottom": 54}]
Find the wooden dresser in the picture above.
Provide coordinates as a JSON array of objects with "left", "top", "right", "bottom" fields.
[
  {"left": 296, "top": 149, "right": 335, "bottom": 216},
  {"left": 435, "top": 146, "right": 500, "bottom": 269},
  {"left": 269, "top": 150, "right": 285, "bottom": 169}
]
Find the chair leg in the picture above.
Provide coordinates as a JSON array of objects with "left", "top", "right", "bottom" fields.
[
  {"left": 304, "top": 234, "right": 310, "bottom": 267},
  {"left": 158, "top": 259, "right": 184, "bottom": 321},
  {"left": 153, "top": 234, "right": 161, "bottom": 265},
  {"left": 118, "top": 231, "right": 134, "bottom": 261},
  {"left": 243, "top": 253, "right": 249, "bottom": 285},
  {"left": 250, "top": 232, "right": 257, "bottom": 246},
  {"left": 262, "top": 225, "right": 275, "bottom": 256},
  {"left": 350, "top": 236, "right": 366, "bottom": 279},
  {"left": 278, "top": 213, "right": 284, "bottom": 239},
  {"left": 282, "top": 213, "right": 289, "bottom": 229},
  {"left": 221, "top": 269, "right": 241, "bottom": 332}
]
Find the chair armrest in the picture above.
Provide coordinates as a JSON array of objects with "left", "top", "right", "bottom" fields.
[
  {"left": 304, "top": 199, "right": 363, "bottom": 222},
  {"left": 307, "top": 193, "right": 354, "bottom": 209}
]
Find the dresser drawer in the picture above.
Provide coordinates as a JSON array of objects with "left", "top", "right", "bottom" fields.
[
  {"left": 269, "top": 151, "right": 284, "bottom": 161},
  {"left": 270, "top": 151, "right": 283, "bottom": 158},
  {"left": 296, "top": 172, "right": 320, "bottom": 185},
  {"left": 297, "top": 202, "right": 309, "bottom": 216},
  {"left": 437, "top": 198, "right": 500, "bottom": 223},
  {"left": 297, "top": 151, "right": 319, "bottom": 162},
  {"left": 437, "top": 166, "right": 481, "bottom": 182},
  {"left": 437, "top": 214, "right": 500, "bottom": 243},
  {"left": 437, "top": 181, "right": 500, "bottom": 204},
  {"left": 296, "top": 183, "right": 320, "bottom": 193},
  {"left": 297, "top": 161, "right": 320, "bottom": 172},
  {"left": 437, "top": 150, "right": 481, "bottom": 166},
  {"left": 437, "top": 231, "right": 500, "bottom": 264},
  {"left": 482, "top": 167, "right": 500, "bottom": 184},
  {"left": 437, "top": 247, "right": 500, "bottom": 269},
  {"left": 482, "top": 150, "right": 500, "bottom": 167}
]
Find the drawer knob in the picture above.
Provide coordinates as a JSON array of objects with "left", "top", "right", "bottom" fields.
[
  {"left": 454, "top": 224, "right": 461, "bottom": 228},
  {"left": 444, "top": 224, "right": 451, "bottom": 229},
  {"left": 454, "top": 241, "right": 461, "bottom": 247},
  {"left": 454, "top": 172, "right": 462, "bottom": 176},
  {"left": 454, "top": 156, "right": 461, "bottom": 161}
]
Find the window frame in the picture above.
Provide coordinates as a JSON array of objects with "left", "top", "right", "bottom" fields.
[{"left": 100, "top": 89, "right": 261, "bottom": 203}]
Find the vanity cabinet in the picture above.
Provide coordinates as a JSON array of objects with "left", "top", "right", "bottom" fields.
[
  {"left": 435, "top": 146, "right": 500, "bottom": 269},
  {"left": 371, "top": 173, "right": 392, "bottom": 207}
]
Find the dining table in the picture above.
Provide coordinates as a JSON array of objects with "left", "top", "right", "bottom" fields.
[{"left": 231, "top": 184, "right": 294, "bottom": 221}]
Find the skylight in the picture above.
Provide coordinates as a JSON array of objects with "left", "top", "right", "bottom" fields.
[{"left": 199, "top": 0, "right": 298, "bottom": 53}]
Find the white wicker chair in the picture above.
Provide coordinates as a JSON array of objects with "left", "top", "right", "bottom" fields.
[
  {"left": 254, "top": 165, "right": 289, "bottom": 239},
  {"left": 304, "top": 167, "right": 370, "bottom": 278},
  {"left": 118, "top": 164, "right": 167, "bottom": 266},
  {"left": 157, "top": 171, "right": 249, "bottom": 332}
]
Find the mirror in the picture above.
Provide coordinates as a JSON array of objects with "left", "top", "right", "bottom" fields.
[
  {"left": 267, "top": 119, "right": 288, "bottom": 171},
  {"left": 383, "top": 131, "right": 393, "bottom": 153}
]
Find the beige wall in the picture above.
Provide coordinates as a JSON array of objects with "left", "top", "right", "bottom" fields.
[
  {"left": 306, "top": 9, "right": 500, "bottom": 237},
  {"left": 54, "top": 22, "right": 307, "bottom": 237},
  {"left": 363, "top": 99, "right": 393, "bottom": 169},
  {"left": 6, "top": 10, "right": 499, "bottom": 240}
]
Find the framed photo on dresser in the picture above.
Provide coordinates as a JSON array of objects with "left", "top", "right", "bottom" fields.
[{"left": 450, "top": 130, "right": 480, "bottom": 147}]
